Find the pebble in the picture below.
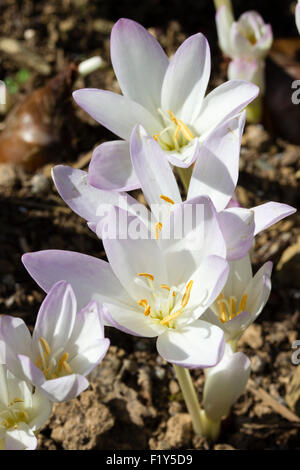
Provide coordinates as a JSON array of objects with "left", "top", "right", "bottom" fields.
[
  {"left": 154, "top": 366, "right": 165, "bottom": 380},
  {"left": 30, "top": 173, "right": 51, "bottom": 195}
]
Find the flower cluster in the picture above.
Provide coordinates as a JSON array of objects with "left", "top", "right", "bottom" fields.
[{"left": 2, "top": 17, "right": 296, "bottom": 447}]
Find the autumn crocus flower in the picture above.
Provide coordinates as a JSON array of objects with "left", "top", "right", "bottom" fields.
[
  {"left": 202, "top": 344, "right": 250, "bottom": 422},
  {"left": 0, "top": 364, "right": 51, "bottom": 450},
  {"left": 22, "top": 198, "right": 229, "bottom": 369},
  {"left": 216, "top": 7, "right": 273, "bottom": 61},
  {"left": 202, "top": 254, "right": 272, "bottom": 350},
  {"left": 72, "top": 18, "right": 258, "bottom": 191},
  {"left": 130, "top": 119, "right": 296, "bottom": 260},
  {"left": 0, "top": 281, "right": 110, "bottom": 402}
]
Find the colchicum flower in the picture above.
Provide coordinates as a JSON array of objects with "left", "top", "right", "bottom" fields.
[
  {"left": 22, "top": 198, "right": 230, "bottom": 369},
  {"left": 201, "top": 254, "right": 272, "bottom": 350},
  {"left": 202, "top": 344, "right": 250, "bottom": 422},
  {"left": 129, "top": 119, "right": 296, "bottom": 261},
  {"left": 0, "top": 364, "right": 51, "bottom": 450},
  {"left": 73, "top": 18, "right": 258, "bottom": 191},
  {"left": 0, "top": 281, "right": 110, "bottom": 402},
  {"left": 215, "top": 6, "right": 272, "bottom": 99}
]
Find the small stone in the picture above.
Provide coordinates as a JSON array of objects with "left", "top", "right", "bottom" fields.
[
  {"left": 164, "top": 413, "right": 193, "bottom": 448},
  {"left": 240, "top": 324, "right": 263, "bottom": 349},
  {"left": 251, "top": 355, "right": 266, "bottom": 374},
  {"left": 30, "top": 173, "right": 51, "bottom": 195},
  {"left": 0, "top": 164, "right": 17, "bottom": 189},
  {"left": 154, "top": 366, "right": 165, "bottom": 380},
  {"left": 169, "top": 379, "right": 180, "bottom": 395}
]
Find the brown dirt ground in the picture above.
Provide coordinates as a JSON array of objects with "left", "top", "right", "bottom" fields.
[{"left": 0, "top": 0, "right": 300, "bottom": 450}]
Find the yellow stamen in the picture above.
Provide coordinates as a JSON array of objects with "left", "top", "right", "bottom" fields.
[
  {"left": 138, "top": 273, "right": 154, "bottom": 281},
  {"left": 217, "top": 297, "right": 227, "bottom": 323},
  {"left": 62, "top": 361, "right": 72, "bottom": 374},
  {"left": 153, "top": 134, "right": 159, "bottom": 141},
  {"left": 177, "top": 119, "right": 194, "bottom": 141},
  {"left": 11, "top": 398, "right": 24, "bottom": 405},
  {"left": 139, "top": 299, "right": 148, "bottom": 307},
  {"left": 160, "top": 284, "right": 170, "bottom": 291},
  {"left": 155, "top": 222, "right": 163, "bottom": 240},
  {"left": 58, "top": 352, "right": 69, "bottom": 373},
  {"left": 231, "top": 297, "right": 236, "bottom": 316},
  {"left": 40, "top": 337, "right": 51, "bottom": 356},
  {"left": 144, "top": 305, "right": 151, "bottom": 316},
  {"left": 239, "top": 294, "right": 247, "bottom": 311},
  {"left": 160, "top": 309, "right": 182, "bottom": 325},
  {"left": 160, "top": 195, "right": 175, "bottom": 205},
  {"left": 181, "top": 280, "right": 193, "bottom": 308}
]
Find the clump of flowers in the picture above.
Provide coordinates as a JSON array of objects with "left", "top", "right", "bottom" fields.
[{"left": 1, "top": 16, "right": 296, "bottom": 448}]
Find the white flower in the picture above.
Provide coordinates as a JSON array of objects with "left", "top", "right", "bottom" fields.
[
  {"left": 203, "top": 344, "right": 250, "bottom": 421},
  {"left": 0, "top": 364, "right": 51, "bottom": 450},
  {"left": 216, "top": 7, "right": 273, "bottom": 60},
  {"left": 0, "top": 281, "right": 110, "bottom": 402},
  {"left": 201, "top": 254, "right": 272, "bottom": 348},
  {"left": 73, "top": 18, "right": 258, "bottom": 191}
]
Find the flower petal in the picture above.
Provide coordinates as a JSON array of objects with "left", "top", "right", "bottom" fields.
[
  {"left": 0, "top": 316, "right": 32, "bottom": 379},
  {"left": 160, "top": 196, "right": 227, "bottom": 286},
  {"left": 68, "top": 301, "right": 110, "bottom": 375},
  {"left": 5, "top": 423, "right": 37, "bottom": 450},
  {"left": 203, "top": 346, "right": 250, "bottom": 421},
  {"left": 52, "top": 165, "right": 138, "bottom": 225},
  {"left": 161, "top": 33, "right": 211, "bottom": 123},
  {"left": 188, "top": 112, "right": 245, "bottom": 211},
  {"left": 32, "top": 281, "right": 77, "bottom": 354},
  {"left": 130, "top": 125, "right": 182, "bottom": 217},
  {"left": 39, "top": 374, "right": 89, "bottom": 402},
  {"left": 215, "top": 5, "right": 235, "bottom": 57},
  {"left": 217, "top": 208, "right": 255, "bottom": 261},
  {"left": 194, "top": 80, "right": 259, "bottom": 138},
  {"left": 101, "top": 206, "right": 168, "bottom": 302},
  {"left": 111, "top": 18, "right": 168, "bottom": 116},
  {"left": 156, "top": 319, "right": 225, "bottom": 368},
  {"left": 251, "top": 202, "right": 296, "bottom": 236},
  {"left": 104, "top": 302, "right": 164, "bottom": 338},
  {"left": 22, "top": 250, "right": 134, "bottom": 311},
  {"left": 245, "top": 261, "right": 272, "bottom": 320},
  {"left": 88, "top": 140, "right": 140, "bottom": 191},
  {"left": 73, "top": 89, "right": 161, "bottom": 141}
]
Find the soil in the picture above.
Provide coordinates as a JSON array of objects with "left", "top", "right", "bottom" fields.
[{"left": 0, "top": 0, "right": 300, "bottom": 450}]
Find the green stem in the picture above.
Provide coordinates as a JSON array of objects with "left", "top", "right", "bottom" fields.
[
  {"left": 173, "top": 364, "right": 203, "bottom": 436},
  {"left": 176, "top": 166, "right": 193, "bottom": 194},
  {"left": 199, "top": 410, "right": 221, "bottom": 442},
  {"left": 246, "top": 95, "right": 263, "bottom": 124}
]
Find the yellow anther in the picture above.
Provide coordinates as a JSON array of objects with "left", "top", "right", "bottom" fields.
[
  {"left": 217, "top": 297, "right": 227, "bottom": 323},
  {"left": 144, "top": 305, "right": 151, "bottom": 316},
  {"left": 177, "top": 119, "right": 194, "bottom": 141},
  {"left": 138, "top": 273, "right": 154, "bottom": 281},
  {"left": 153, "top": 134, "right": 159, "bottom": 141},
  {"left": 239, "top": 294, "right": 247, "bottom": 312},
  {"left": 181, "top": 280, "right": 193, "bottom": 308},
  {"left": 160, "top": 195, "right": 175, "bottom": 205},
  {"left": 40, "top": 337, "right": 51, "bottom": 356},
  {"left": 160, "top": 310, "right": 182, "bottom": 325},
  {"left": 11, "top": 398, "right": 24, "bottom": 404},
  {"left": 139, "top": 299, "right": 148, "bottom": 307},
  {"left": 58, "top": 352, "right": 69, "bottom": 373},
  {"left": 62, "top": 361, "right": 72, "bottom": 374},
  {"left": 155, "top": 222, "right": 163, "bottom": 240},
  {"left": 160, "top": 284, "right": 171, "bottom": 292},
  {"left": 231, "top": 297, "right": 236, "bottom": 316}
]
